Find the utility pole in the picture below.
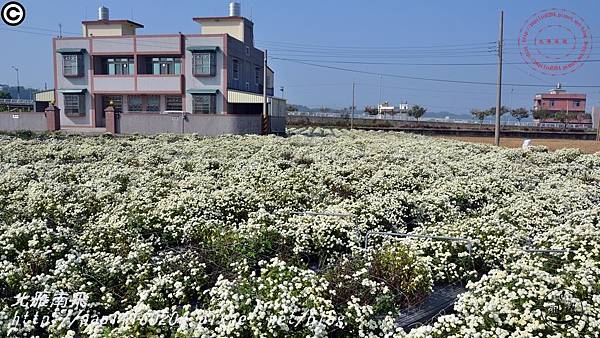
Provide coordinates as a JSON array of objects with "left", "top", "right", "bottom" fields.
[
  {"left": 378, "top": 75, "right": 383, "bottom": 115},
  {"left": 11, "top": 66, "right": 20, "bottom": 99},
  {"left": 507, "top": 87, "right": 514, "bottom": 125},
  {"left": 262, "top": 49, "right": 269, "bottom": 135},
  {"left": 351, "top": 82, "right": 355, "bottom": 130},
  {"left": 494, "top": 10, "right": 504, "bottom": 146}
]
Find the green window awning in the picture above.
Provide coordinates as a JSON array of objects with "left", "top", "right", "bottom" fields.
[
  {"left": 60, "top": 89, "right": 87, "bottom": 94},
  {"left": 56, "top": 48, "right": 87, "bottom": 54},
  {"left": 187, "top": 89, "right": 219, "bottom": 94},
  {"left": 186, "top": 46, "right": 219, "bottom": 52}
]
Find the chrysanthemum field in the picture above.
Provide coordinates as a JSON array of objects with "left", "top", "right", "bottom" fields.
[{"left": 1, "top": 129, "right": 599, "bottom": 337}]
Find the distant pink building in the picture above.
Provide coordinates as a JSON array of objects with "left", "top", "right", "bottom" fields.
[{"left": 533, "top": 84, "right": 590, "bottom": 125}]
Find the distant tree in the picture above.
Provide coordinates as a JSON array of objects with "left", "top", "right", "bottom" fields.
[
  {"left": 319, "top": 106, "right": 332, "bottom": 113},
  {"left": 408, "top": 105, "right": 427, "bottom": 122},
  {"left": 532, "top": 109, "right": 551, "bottom": 124},
  {"left": 0, "top": 92, "right": 11, "bottom": 99},
  {"left": 555, "top": 111, "right": 567, "bottom": 130},
  {"left": 471, "top": 108, "right": 491, "bottom": 127},
  {"left": 554, "top": 110, "right": 577, "bottom": 130},
  {"left": 487, "top": 106, "right": 509, "bottom": 116},
  {"left": 287, "top": 105, "right": 298, "bottom": 112},
  {"left": 364, "top": 106, "right": 378, "bottom": 115},
  {"left": 510, "top": 107, "right": 529, "bottom": 124}
]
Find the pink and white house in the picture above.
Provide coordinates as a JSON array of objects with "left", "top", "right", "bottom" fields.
[{"left": 53, "top": 3, "right": 284, "bottom": 134}]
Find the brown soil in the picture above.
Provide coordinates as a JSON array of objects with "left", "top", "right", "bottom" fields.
[{"left": 436, "top": 136, "right": 600, "bottom": 154}]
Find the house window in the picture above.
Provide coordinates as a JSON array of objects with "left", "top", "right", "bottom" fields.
[
  {"left": 246, "top": 82, "right": 250, "bottom": 91},
  {"left": 192, "top": 52, "right": 216, "bottom": 76},
  {"left": 255, "top": 67, "right": 261, "bottom": 88},
  {"left": 63, "top": 54, "right": 83, "bottom": 77},
  {"left": 149, "top": 57, "right": 181, "bottom": 75},
  {"left": 64, "top": 94, "right": 84, "bottom": 115},
  {"left": 106, "top": 58, "right": 134, "bottom": 75},
  {"left": 147, "top": 96, "right": 160, "bottom": 112},
  {"left": 128, "top": 96, "right": 142, "bottom": 112},
  {"left": 575, "top": 100, "right": 581, "bottom": 107},
  {"left": 102, "top": 96, "right": 123, "bottom": 113},
  {"left": 166, "top": 96, "right": 183, "bottom": 111},
  {"left": 550, "top": 100, "right": 555, "bottom": 107},
  {"left": 192, "top": 95, "right": 216, "bottom": 114},
  {"left": 232, "top": 58, "right": 240, "bottom": 80},
  {"left": 245, "top": 46, "right": 250, "bottom": 56}
]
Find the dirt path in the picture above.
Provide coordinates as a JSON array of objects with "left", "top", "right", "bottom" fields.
[{"left": 436, "top": 136, "right": 600, "bottom": 154}]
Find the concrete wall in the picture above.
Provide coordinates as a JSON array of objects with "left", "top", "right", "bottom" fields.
[
  {"left": 0, "top": 112, "right": 47, "bottom": 132},
  {"left": 200, "top": 21, "right": 244, "bottom": 42},
  {"left": 593, "top": 106, "right": 600, "bottom": 129},
  {"left": 270, "top": 98, "right": 287, "bottom": 117},
  {"left": 269, "top": 98, "right": 287, "bottom": 134},
  {"left": 270, "top": 116, "right": 286, "bottom": 134},
  {"left": 117, "top": 113, "right": 261, "bottom": 135},
  {"left": 55, "top": 39, "right": 94, "bottom": 127},
  {"left": 137, "top": 36, "right": 181, "bottom": 54},
  {"left": 84, "top": 24, "right": 137, "bottom": 37},
  {"left": 227, "top": 36, "right": 264, "bottom": 94},
  {"left": 184, "top": 36, "right": 225, "bottom": 113},
  {"left": 93, "top": 76, "right": 135, "bottom": 92},
  {"left": 92, "top": 37, "right": 134, "bottom": 53},
  {"left": 137, "top": 75, "right": 182, "bottom": 92}
]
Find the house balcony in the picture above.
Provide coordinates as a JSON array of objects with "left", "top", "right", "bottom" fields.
[
  {"left": 91, "top": 74, "right": 183, "bottom": 94},
  {"left": 137, "top": 75, "right": 183, "bottom": 94},
  {"left": 92, "top": 75, "right": 135, "bottom": 93}
]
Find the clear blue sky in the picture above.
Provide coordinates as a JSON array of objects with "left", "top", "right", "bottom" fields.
[{"left": 1, "top": 0, "right": 599, "bottom": 114}]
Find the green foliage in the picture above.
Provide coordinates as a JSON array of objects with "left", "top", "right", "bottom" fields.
[
  {"left": 371, "top": 243, "right": 433, "bottom": 306},
  {"left": 471, "top": 108, "right": 491, "bottom": 125},
  {"left": 408, "top": 105, "right": 427, "bottom": 121},
  {"left": 532, "top": 109, "right": 551, "bottom": 122},
  {"left": 510, "top": 107, "right": 530, "bottom": 122},
  {"left": 486, "top": 106, "right": 509, "bottom": 118}
]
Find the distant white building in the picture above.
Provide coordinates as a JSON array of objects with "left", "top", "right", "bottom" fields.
[{"left": 377, "top": 102, "right": 410, "bottom": 114}]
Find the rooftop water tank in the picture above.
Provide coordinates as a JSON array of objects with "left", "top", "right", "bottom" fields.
[
  {"left": 98, "top": 6, "right": 109, "bottom": 20},
  {"left": 229, "top": 2, "right": 241, "bottom": 17}
]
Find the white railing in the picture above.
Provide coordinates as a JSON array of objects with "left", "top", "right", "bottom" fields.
[{"left": 0, "top": 99, "right": 34, "bottom": 105}]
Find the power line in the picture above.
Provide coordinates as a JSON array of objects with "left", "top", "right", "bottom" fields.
[
  {"left": 6, "top": 27, "right": 598, "bottom": 60},
  {"left": 271, "top": 58, "right": 600, "bottom": 88},
  {"left": 4, "top": 25, "right": 599, "bottom": 89},
  {"left": 270, "top": 57, "right": 600, "bottom": 67},
  {"left": 256, "top": 39, "right": 497, "bottom": 50},
  {"left": 257, "top": 38, "right": 600, "bottom": 51},
  {"left": 282, "top": 82, "right": 534, "bottom": 101}
]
